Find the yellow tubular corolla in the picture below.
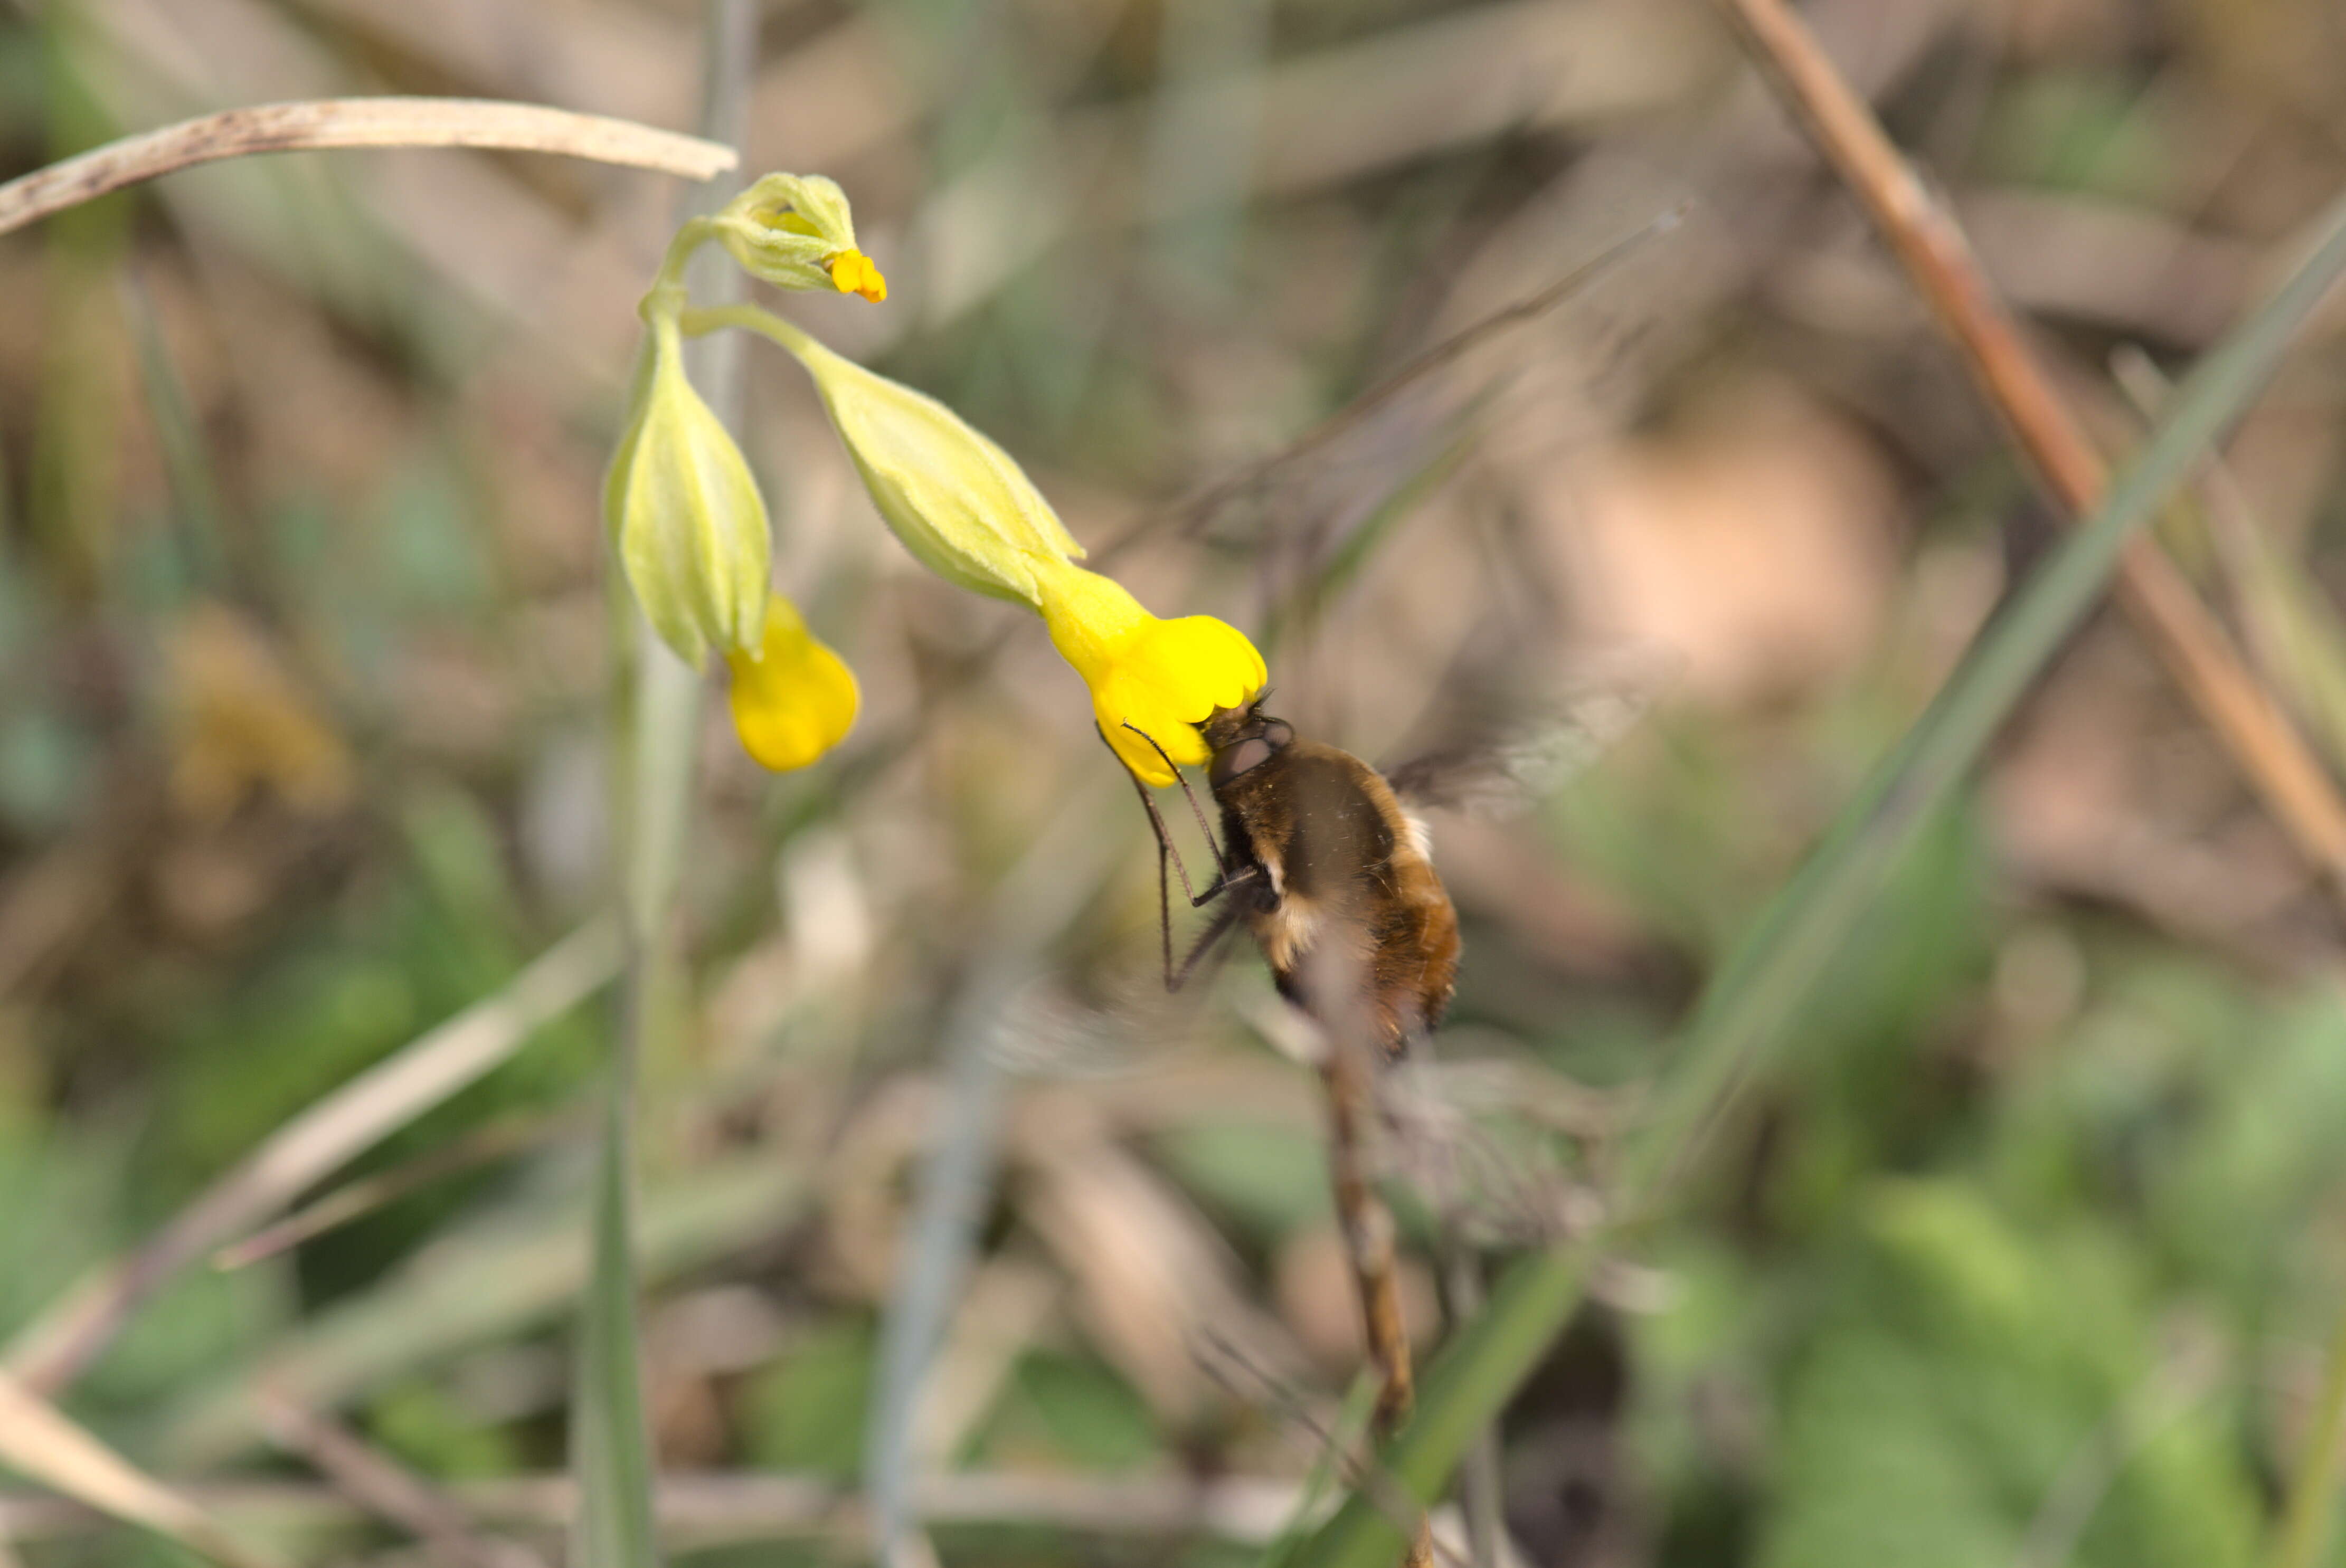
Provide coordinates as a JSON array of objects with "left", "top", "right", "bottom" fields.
[
  {"left": 1035, "top": 563, "right": 1266, "bottom": 786},
  {"left": 725, "top": 592, "right": 860, "bottom": 772}
]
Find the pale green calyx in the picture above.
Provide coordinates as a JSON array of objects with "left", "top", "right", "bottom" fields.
[
  {"left": 708, "top": 174, "right": 887, "bottom": 302},
  {"left": 725, "top": 309, "right": 1085, "bottom": 608},
  {"left": 603, "top": 313, "right": 772, "bottom": 669}
]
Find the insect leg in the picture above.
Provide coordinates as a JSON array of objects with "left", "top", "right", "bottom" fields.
[
  {"left": 1170, "top": 900, "right": 1242, "bottom": 992},
  {"left": 1099, "top": 724, "right": 1208, "bottom": 900},
  {"left": 1100, "top": 724, "right": 1212, "bottom": 988},
  {"left": 1120, "top": 722, "right": 1234, "bottom": 881}
]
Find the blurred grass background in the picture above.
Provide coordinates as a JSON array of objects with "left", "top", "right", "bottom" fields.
[{"left": 8, "top": 0, "right": 2346, "bottom": 1563}]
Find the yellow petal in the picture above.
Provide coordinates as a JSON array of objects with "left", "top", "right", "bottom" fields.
[
  {"left": 1036, "top": 564, "right": 1150, "bottom": 680},
  {"left": 1123, "top": 614, "right": 1269, "bottom": 715},
  {"left": 826, "top": 250, "right": 887, "bottom": 303},
  {"left": 1092, "top": 671, "right": 1212, "bottom": 785},
  {"left": 1037, "top": 565, "right": 1264, "bottom": 786},
  {"left": 725, "top": 595, "right": 859, "bottom": 772}
]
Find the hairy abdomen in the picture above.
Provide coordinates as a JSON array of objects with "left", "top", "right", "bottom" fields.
[{"left": 1223, "top": 743, "right": 1460, "bottom": 1053}]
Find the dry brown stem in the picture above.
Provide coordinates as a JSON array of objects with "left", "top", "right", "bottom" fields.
[
  {"left": 1718, "top": 0, "right": 2346, "bottom": 891},
  {"left": 259, "top": 1395, "right": 546, "bottom": 1568},
  {"left": 0, "top": 98, "right": 737, "bottom": 238}
]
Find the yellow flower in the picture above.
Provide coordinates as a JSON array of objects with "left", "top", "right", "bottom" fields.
[
  {"left": 1036, "top": 562, "right": 1265, "bottom": 786},
  {"left": 710, "top": 173, "right": 887, "bottom": 303},
  {"left": 693, "top": 304, "right": 1269, "bottom": 786},
  {"left": 827, "top": 250, "right": 887, "bottom": 303},
  {"left": 603, "top": 317, "right": 770, "bottom": 669},
  {"left": 726, "top": 592, "right": 859, "bottom": 771}
]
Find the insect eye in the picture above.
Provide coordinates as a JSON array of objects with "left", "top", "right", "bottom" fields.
[
  {"left": 1264, "top": 721, "right": 1294, "bottom": 749},
  {"left": 1212, "top": 735, "right": 1275, "bottom": 785}
]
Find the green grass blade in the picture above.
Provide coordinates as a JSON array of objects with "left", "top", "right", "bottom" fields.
[
  {"left": 158, "top": 1157, "right": 805, "bottom": 1468},
  {"left": 1282, "top": 184, "right": 2346, "bottom": 1568},
  {"left": 574, "top": 1057, "right": 661, "bottom": 1568}
]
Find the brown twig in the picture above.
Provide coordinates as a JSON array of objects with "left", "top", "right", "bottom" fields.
[
  {"left": 0, "top": 99, "right": 737, "bottom": 238},
  {"left": 211, "top": 1112, "right": 574, "bottom": 1272},
  {"left": 1717, "top": 0, "right": 2346, "bottom": 894},
  {"left": 259, "top": 1395, "right": 548, "bottom": 1568}
]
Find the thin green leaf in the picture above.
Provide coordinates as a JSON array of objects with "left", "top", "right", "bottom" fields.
[
  {"left": 1283, "top": 184, "right": 2346, "bottom": 1568},
  {"left": 2269, "top": 1291, "right": 2346, "bottom": 1568}
]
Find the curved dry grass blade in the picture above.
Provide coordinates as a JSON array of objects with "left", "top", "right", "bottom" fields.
[
  {"left": 4, "top": 920, "right": 619, "bottom": 1396},
  {"left": 0, "top": 1370, "right": 285, "bottom": 1568},
  {"left": 0, "top": 1469, "right": 1311, "bottom": 1551},
  {"left": 1283, "top": 181, "right": 2346, "bottom": 1568},
  {"left": 158, "top": 1157, "right": 807, "bottom": 1470},
  {"left": 0, "top": 99, "right": 737, "bottom": 237}
]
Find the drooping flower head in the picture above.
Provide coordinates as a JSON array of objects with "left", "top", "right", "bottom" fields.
[
  {"left": 606, "top": 171, "right": 889, "bottom": 771},
  {"left": 735, "top": 310, "right": 1267, "bottom": 785}
]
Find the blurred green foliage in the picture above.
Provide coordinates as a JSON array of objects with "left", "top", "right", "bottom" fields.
[{"left": 8, "top": 0, "right": 2346, "bottom": 1563}]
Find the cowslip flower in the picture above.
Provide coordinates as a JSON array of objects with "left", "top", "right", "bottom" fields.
[
  {"left": 687, "top": 305, "right": 1266, "bottom": 786},
  {"left": 606, "top": 170, "right": 891, "bottom": 770},
  {"left": 1034, "top": 562, "right": 1267, "bottom": 785},
  {"left": 709, "top": 173, "right": 887, "bottom": 303},
  {"left": 727, "top": 592, "right": 860, "bottom": 772}
]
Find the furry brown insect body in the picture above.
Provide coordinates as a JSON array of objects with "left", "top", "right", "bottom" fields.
[{"left": 1200, "top": 705, "right": 1461, "bottom": 1055}]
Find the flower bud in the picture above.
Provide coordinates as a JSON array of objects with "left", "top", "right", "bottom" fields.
[
  {"left": 711, "top": 173, "right": 887, "bottom": 302},
  {"left": 603, "top": 320, "right": 771, "bottom": 668}
]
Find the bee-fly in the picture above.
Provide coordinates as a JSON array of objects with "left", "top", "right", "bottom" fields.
[{"left": 1112, "top": 695, "right": 1461, "bottom": 1057}]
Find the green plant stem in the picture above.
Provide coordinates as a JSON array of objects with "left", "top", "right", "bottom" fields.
[
  {"left": 1284, "top": 184, "right": 2346, "bottom": 1568},
  {"left": 676, "top": 299, "right": 815, "bottom": 356},
  {"left": 2271, "top": 1294, "right": 2346, "bottom": 1568},
  {"left": 573, "top": 5, "right": 755, "bottom": 1567}
]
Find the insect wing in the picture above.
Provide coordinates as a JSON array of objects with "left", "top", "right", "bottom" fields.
[{"left": 1382, "top": 651, "right": 1675, "bottom": 818}]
